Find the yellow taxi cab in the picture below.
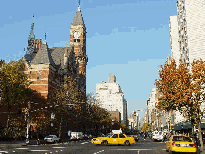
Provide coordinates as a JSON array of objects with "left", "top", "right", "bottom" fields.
[
  {"left": 91, "top": 133, "right": 136, "bottom": 146},
  {"left": 166, "top": 135, "right": 197, "bottom": 153}
]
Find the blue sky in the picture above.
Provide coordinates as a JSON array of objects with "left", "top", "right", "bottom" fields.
[{"left": 0, "top": 0, "right": 177, "bottom": 119}]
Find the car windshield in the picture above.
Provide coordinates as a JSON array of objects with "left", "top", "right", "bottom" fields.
[
  {"left": 46, "top": 136, "right": 53, "bottom": 138},
  {"left": 159, "top": 132, "right": 162, "bottom": 135},
  {"left": 106, "top": 134, "right": 113, "bottom": 138},
  {"left": 172, "top": 136, "right": 192, "bottom": 142}
]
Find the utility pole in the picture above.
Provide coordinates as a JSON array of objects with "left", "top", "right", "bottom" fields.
[{"left": 25, "top": 101, "right": 30, "bottom": 145}]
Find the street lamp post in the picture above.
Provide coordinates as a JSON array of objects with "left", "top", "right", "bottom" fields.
[{"left": 25, "top": 101, "right": 31, "bottom": 145}]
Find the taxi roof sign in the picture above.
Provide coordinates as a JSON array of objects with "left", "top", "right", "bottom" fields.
[{"left": 112, "top": 128, "right": 122, "bottom": 133}]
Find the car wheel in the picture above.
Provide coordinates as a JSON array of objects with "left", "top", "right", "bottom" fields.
[
  {"left": 102, "top": 140, "right": 108, "bottom": 146},
  {"left": 124, "top": 140, "right": 130, "bottom": 146}
]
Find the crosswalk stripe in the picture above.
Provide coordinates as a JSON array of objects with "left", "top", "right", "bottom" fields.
[
  {"left": 30, "top": 150, "right": 49, "bottom": 152},
  {"left": 0, "top": 151, "right": 8, "bottom": 153},
  {"left": 81, "top": 142, "right": 89, "bottom": 144}
]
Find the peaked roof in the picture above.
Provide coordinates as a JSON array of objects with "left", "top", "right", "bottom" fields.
[
  {"left": 71, "top": 5, "right": 85, "bottom": 26},
  {"left": 50, "top": 46, "right": 72, "bottom": 69},
  {"left": 24, "top": 52, "right": 33, "bottom": 64},
  {"left": 31, "top": 41, "right": 54, "bottom": 66}
]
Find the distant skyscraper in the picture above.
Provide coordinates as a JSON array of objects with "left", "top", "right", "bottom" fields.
[
  {"left": 169, "top": 16, "right": 180, "bottom": 67},
  {"left": 95, "top": 74, "right": 127, "bottom": 125}
]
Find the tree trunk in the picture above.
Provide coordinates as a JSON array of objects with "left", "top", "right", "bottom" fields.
[
  {"left": 59, "top": 117, "right": 62, "bottom": 138},
  {"left": 198, "top": 118, "right": 203, "bottom": 151}
]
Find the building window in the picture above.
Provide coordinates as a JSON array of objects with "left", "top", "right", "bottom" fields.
[
  {"left": 37, "top": 72, "right": 41, "bottom": 79},
  {"left": 74, "top": 39, "right": 80, "bottom": 42}
]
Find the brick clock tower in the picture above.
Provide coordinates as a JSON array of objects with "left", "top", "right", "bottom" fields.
[{"left": 70, "top": 4, "right": 88, "bottom": 98}]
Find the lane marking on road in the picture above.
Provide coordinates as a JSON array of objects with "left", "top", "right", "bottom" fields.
[
  {"left": 30, "top": 145, "right": 39, "bottom": 146},
  {"left": 15, "top": 148, "right": 29, "bottom": 149},
  {"left": 30, "top": 150, "right": 49, "bottom": 152},
  {"left": 94, "top": 149, "right": 104, "bottom": 154},
  {"left": 110, "top": 149, "right": 152, "bottom": 150},
  {"left": 52, "top": 147, "right": 65, "bottom": 148},
  {"left": 0, "top": 151, "right": 8, "bottom": 153},
  {"left": 81, "top": 142, "right": 89, "bottom": 144}
]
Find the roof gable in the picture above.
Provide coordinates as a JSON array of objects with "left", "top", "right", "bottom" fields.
[{"left": 31, "top": 42, "right": 55, "bottom": 67}]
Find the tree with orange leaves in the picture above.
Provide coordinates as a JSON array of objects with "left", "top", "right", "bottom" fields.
[
  {"left": 156, "top": 59, "right": 205, "bottom": 151},
  {"left": 155, "top": 59, "right": 179, "bottom": 112}
]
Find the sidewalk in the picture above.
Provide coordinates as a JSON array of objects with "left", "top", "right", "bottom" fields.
[{"left": 0, "top": 140, "right": 38, "bottom": 148}]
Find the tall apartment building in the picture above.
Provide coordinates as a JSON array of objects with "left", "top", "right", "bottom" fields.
[
  {"left": 167, "top": 0, "right": 205, "bottom": 124},
  {"left": 177, "top": 0, "right": 205, "bottom": 65},
  {"left": 169, "top": 16, "right": 180, "bottom": 67},
  {"left": 95, "top": 74, "right": 127, "bottom": 125},
  {"left": 128, "top": 112, "right": 140, "bottom": 131},
  {"left": 147, "top": 88, "right": 157, "bottom": 124}
]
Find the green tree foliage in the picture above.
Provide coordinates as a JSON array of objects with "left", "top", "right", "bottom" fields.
[
  {"left": 85, "top": 94, "right": 112, "bottom": 135},
  {"left": 141, "top": 123, "right": 151, "bottom": 132},
  {"left": 0, "top": 60, "right": 33, "bottom": 127}
]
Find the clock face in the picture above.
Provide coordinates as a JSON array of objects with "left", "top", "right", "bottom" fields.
[{"left": 74, "top": 32, "right": 80, "bottom": 38}]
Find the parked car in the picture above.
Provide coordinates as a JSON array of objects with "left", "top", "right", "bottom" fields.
[
  {"left": 166, "top": 135, "right": 197, "bottom": 153},
  {"left": 152, "top": 131, "right": 164, "bottom": 142},
  {"left": 91, "top": 133, "right": 136, "bottom": 146},
  {"left": 128, "top": 135, "right": 139, "bottom": 142},
  {"left": 148, "top": 132, "right": 153, "bottom": 139},
  {"left": 202, "top": 133, "right": 205, "bottom": 144},
  {"left": 44, "top": 135, "right": 60, "bottom": 143},
  {"left": 70, "top": 132, "right": 84, "bottom": 140},
  {"left": 83, "top": 134, "right": 92, "bottom": 139}
]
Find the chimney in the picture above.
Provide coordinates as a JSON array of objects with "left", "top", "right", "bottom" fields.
[
  {"left": 109, "top": 74, "right": 116, "bottom": 83},
  {"left": 32, "top": 39, "right": 42, "bottom": 60}
]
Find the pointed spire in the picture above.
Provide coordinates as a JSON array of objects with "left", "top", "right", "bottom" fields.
[
  {"left": 71, "top": 1, "right": 84, "bottom": 26},
  {"left": 28, "top": 23, "right": 35, "bottom": 40},
  {"left": 77, "top": 0, "right": 81, "bottom": 11},
  {"left": 43, "top": 33, "right": 47, "bottom": 45},
  {"left": 43, "top": 40, "right": 47, "bottom": 45},
  {"left": 45, "top": 32, "right": 46, "bottom": 41}
]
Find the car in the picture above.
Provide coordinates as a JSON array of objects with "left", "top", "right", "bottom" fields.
[
  {"left": 152, "top": 131, "right": 164, "bottom": 142},
  {"left": 202, "top": 134, "right": 205, "bottom": 144},
  {"left": 70, "top": 132, "right": 84, "bottom": 140},
  {"left": 91, "top": 133, "right": 136, "bottom": 146},
  {"left": 127, "top": 135, "right": 139, "bottom": 142},
  {"left": 166, "top": 135, "right": 197, "bottom": 153},
  {"left": 149, "top": 132, "right": 153, "bottom": 139},
  {"left": 44, "top": 135, "right": 60, "bottom": 143},
  {"left": 126, "top": 133, "right": 139, "bottom": 142}
]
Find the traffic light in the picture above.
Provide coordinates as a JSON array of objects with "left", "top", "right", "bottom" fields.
[{"left": 134, "top": 112, "right": 136, "bottom": 116}]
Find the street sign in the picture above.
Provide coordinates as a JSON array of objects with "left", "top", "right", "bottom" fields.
[{"left": 51, "top": 113, "right": 55, "bottom": 119}]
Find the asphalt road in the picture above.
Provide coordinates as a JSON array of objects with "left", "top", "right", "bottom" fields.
[{"left": 0, "top": 137, "right": 168, "bottom": 154}]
